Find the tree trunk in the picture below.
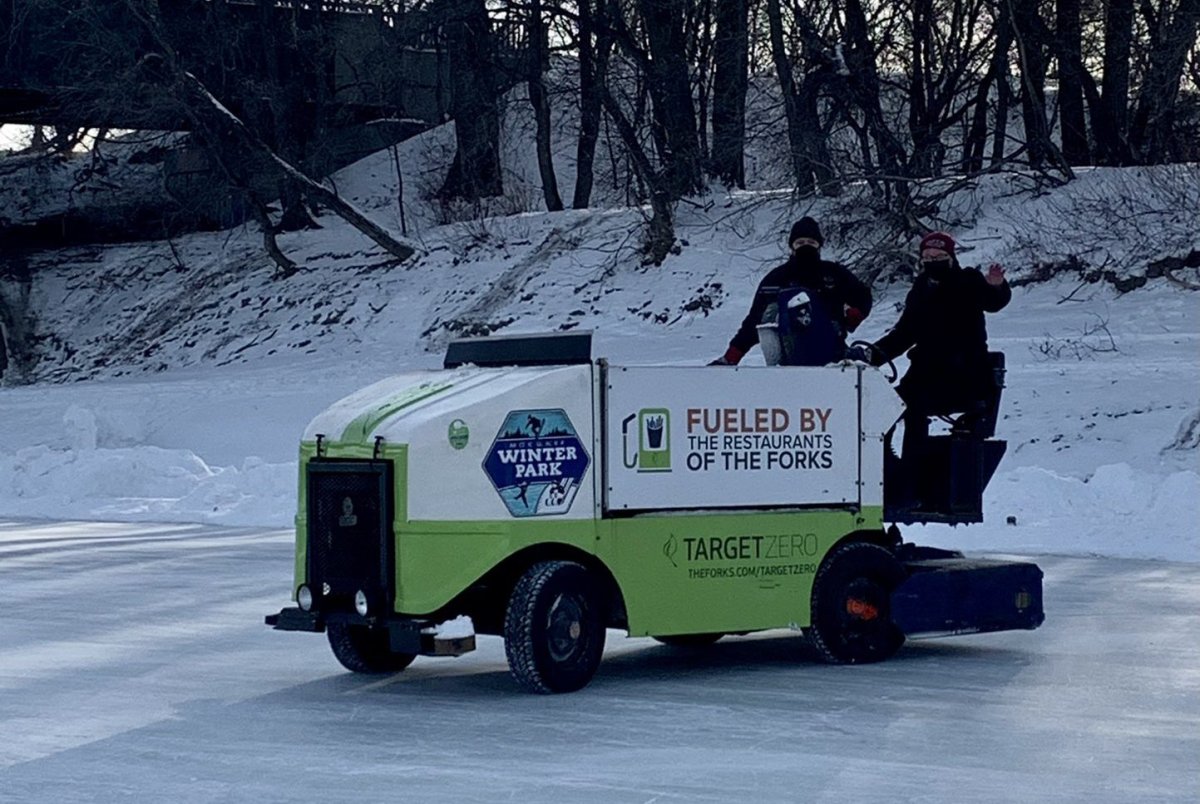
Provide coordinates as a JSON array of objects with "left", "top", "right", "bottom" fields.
[
  {"left": 907, "top": 0, "right": 940, "bottom": 177},
  {"left": 599, "top": 85, "right": 676, "bottom": 265},
  {"left": 1055, "top": 0, "right": 1089, "bottom": 165},
  {"left": 637, "top": 0, "right": 703, "bottom": 197},
  {"left": 709, "top": 0, "right": 748, "bottom": 188},
  {"left": 964, "top": 11, "right": 1013, "bottom": 173},
  {"left": 440, "top": 0, "right": 503, "bottom": 200},
  {"left": 765, "top": 0, "right": 810, "bottom": 194},
  {"left": 841, "top": 0, "right": 909, "bottom": 204},
  {"left": 1129, "top": 0, "right": 1200, "bottom": 163},
  {"left": 1009, "top": 0, "right": 1052, "bottom": 168},
  {"left": 528, "top": 0, "right": 563, "bottom": 211},
  {"left": 254, "top": 0, "right": 318, "bottom": 231},
  {"left": 573, "top": 0, "right": 603, "bottom": 209},
  {"left": 990, "top": 15, "right": 1014, "bottom": 166},
  {"left": 1096, "top": 0, "right": 1134, "bottom": 165}
]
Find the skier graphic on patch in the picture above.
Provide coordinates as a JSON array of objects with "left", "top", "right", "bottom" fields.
[
  {"left": 483, "top": 409, "right": 591, "bottom": 517},
  {"left": 526, "top": 414, "right": 544, "bottom": 439}
]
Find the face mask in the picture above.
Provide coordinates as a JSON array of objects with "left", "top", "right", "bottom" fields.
[
  {"left": 922, "top": 258, "right": 953, "bottom": 280},
  {"left": 793, "top": 245, "right": 820, "bottom": 262}
]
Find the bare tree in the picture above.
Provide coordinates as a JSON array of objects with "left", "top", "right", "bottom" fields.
[
  {"left": 709, "top": 0, "right": 748, "bottom": 187},
  {"left": 635, "top": 0, "right": 705, "bottom": 197},
  {"left": 1055, "top": 0, "right": 1090, "bottom": 165},
  {"left": 1095, "top": 0, "right": 1135, "bottom": 164},
  {"left": 836, "top": 0, "right": 911, "bottom": 208},
  {"left": 440, "top": 0, "right": 504, "bottom": 200},
  {"left": 902, "top": 0, "right": 994, "bottom": 177},
  {"left": 764, "top": 0, "right": 840, "bottom": 196},
  {"left": 963, "top": 0, "right": 1015, "bottom": 170},
  {"left": 1008, "top": 0, "right": 1054, "bottom": 169},
  {"left": 528, "top": 0, "right": 564, "bottom": 211},
  {"left": 1130, "top": 0, "right": 1200, "bottom": 163},
  {"left": 573, "top": 0, "right": 612, "bottom": 208}
]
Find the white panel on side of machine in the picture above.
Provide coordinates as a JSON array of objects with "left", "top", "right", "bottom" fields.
[
  {"left": 859, "top": 369, "right": 906, "bottom": 507},
  {"left": 605, "top": 365, "right": 861, "bottom": 511},
  {"left": 404, "top": 365, "right": 597, "bottom": 522}
]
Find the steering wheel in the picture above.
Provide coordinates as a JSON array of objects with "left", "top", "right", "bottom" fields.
[{"left": 850, "top": 340, "right": 898, "bottom": 383}]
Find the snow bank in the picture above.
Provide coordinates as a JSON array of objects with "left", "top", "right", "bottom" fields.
[
  {"left": 0, "top": 443, "right": 293, "bottom": 527},
  {"left": 953, "top": 464, "right": 1200, "bottom": 563},
  {"left": 2, "top": 444, "right": 1195, "bottom": 562}
]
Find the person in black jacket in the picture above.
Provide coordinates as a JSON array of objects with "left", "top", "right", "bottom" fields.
[
  {"left": 711, "top": 217, "right": 872, "bottom": 365},
  {"left": 849, "top": 231, "right": 1010, "bottom": 413},
  {"left": 847, "top": 231, "right": 1010, "bottom": 508}
]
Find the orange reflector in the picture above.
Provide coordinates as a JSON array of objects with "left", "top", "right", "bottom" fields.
[{"left": 846, "top": 598, "right": 879, "bottom": 621}]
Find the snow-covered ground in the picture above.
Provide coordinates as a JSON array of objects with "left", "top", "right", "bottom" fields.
[
  {"left": 4, "top": 119, "right": 1197, "bottom": 564},
  {"left": 2, "top": 272, "right": 1196, "bottom": 562}
]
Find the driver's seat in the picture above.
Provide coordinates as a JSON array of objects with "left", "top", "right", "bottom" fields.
[{"left": 884, "top": 352, "right": 1007, "bottom": 525}]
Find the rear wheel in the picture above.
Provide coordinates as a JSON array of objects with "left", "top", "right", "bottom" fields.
[
  {"left": 809, "top": 541, "right": 906, "bottom": 664},
  {"left": 504, "top": 561, "right": 607, "bottom": 694},
  {"left": 327, "top": 621, "right": 416, "bottom": 674},
  {"left": 652, "top": 633, "right": 723, "bottom": 647}
]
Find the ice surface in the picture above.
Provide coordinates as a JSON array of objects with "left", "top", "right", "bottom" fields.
[{"left": 0, "top": 520, "right": 1196, "bottom": 801}]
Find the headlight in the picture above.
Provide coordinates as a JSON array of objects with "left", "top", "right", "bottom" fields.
[
  {"left": 354, "top": 590, "right": 369, "bottom": 617},
  {"left": 297, "top": 584, "right": 313, "bottom": 612}
]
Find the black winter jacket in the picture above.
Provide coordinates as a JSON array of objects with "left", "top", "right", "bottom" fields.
[
  {"left": 729, "top": 255, "right": 872, "bottom": 357},
  {"left": 873, "top": 263, "right": 1011, "bottom": 409}
]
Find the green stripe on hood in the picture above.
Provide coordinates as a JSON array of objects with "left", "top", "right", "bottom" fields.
[{"left": 340, "top": 381, "right": 453, "bottom": 444}]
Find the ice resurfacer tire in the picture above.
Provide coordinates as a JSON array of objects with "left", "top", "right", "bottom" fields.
[
  {"left": 809, "top": 541, "right": 906, "bottom": 664},
  {"left": 327, "top": 622, "right": 417, "bottom": 674},
  {"left": 504, "top": 561, "right": 607, "bottom": 693}
]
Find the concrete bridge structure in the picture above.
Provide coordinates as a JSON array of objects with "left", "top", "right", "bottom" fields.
[{"left": 0, "top": 0, "right": 526, "bottom": 224}]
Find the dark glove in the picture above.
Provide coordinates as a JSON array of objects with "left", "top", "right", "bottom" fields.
[{"left": 844, "top": 344, "right": 874, "bottom": 364}]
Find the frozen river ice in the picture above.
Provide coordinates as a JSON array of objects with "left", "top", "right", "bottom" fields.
[{"left": 1, "top": 519, "right": 1197, "bottom": 802}]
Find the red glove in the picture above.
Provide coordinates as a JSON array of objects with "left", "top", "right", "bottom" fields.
[
  {"left": 844, "top": 306, "right": 866, "bottom": 331},
  {"left": 711, "top": 346, "right": 743, "bottom": 366}
]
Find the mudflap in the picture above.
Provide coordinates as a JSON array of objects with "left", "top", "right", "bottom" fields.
[{"left": 891, "top": 558, "right": 1045, "bottom": 637}]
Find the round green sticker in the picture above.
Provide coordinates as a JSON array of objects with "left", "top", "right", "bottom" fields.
[{"left": 448, "top": 419, "right": 470, "bottom": 449}]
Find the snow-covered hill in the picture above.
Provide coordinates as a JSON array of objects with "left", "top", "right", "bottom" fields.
[{"left": 1, "top": 101, "right": 1197, "bottom": 562}]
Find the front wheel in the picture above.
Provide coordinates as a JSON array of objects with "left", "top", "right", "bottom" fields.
[
  {"left": 809, "top": 541, "right": 906, "bottom": 664},
  {"left": 327, "top": 621, "right": 416, "bottom": 674},
  {"left": 504, "top": 561, "right": 607, "bottom": 694}
]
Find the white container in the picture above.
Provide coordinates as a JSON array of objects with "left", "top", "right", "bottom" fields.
[{"left": 757, "top": 324, "right": 783, "bottom": 366}]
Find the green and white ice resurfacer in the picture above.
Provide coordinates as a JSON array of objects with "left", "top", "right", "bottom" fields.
[{"left": 267, "top": 332, "right": 1043, "bottom": 693}]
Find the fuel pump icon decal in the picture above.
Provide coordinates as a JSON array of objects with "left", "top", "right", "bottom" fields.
[{"left": 622, "top": 408, "right": 671, "bottom": 472}]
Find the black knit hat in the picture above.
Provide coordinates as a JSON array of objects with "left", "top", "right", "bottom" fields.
[{"left": 789, "top": 216, "right": 823, "bottom": 247}]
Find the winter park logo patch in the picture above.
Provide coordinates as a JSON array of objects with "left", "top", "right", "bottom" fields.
[{"left": 483, "top": 409, "right": 590, "bottom": 517}]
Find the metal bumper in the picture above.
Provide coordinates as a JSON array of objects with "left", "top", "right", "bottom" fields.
[
  {"left": 266, "top": 607, "right": 324, "bottom": 632},
  {"left": 892, "top": 558, "right": 1045, "bottom": 637},
  {"left": 265, "top": 607, "right": 476, "bottom": 656}
]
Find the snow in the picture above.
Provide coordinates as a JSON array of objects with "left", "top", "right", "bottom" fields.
[
  {"left": 423, "top": 615, "right": 476, "bottom": 639},
  {"left": 2, "top": 270, "right": 1196, "bottom": 561}
]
